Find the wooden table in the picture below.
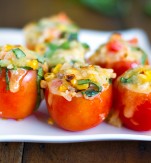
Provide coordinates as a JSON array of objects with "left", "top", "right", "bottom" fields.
[{"left": 0, "top": 0, "right": 151, "bottom": 162}]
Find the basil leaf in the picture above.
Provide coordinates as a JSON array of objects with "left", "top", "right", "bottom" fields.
[
  {"left": 77, "top": 79, "right": 91, "bottom": 85},
  {"left": 38, "top": 67, "right": 44, "bottom": 77},
  {"left": 77, "top": 79, "right": 102, "bottom": 92},
  {"left": 12, "top": 48, "right": 26, "bottom": 59},
  {"left": 60, "top": 41, "right": 70, "bottom": 49},
  {"left": 82, "top": 43, "right": 89, "bottom": 49},
  {"left": 68, "top": 33, "right": 78, "bottom": 41},
  {"left": 120, "top": 77, "right": 133, "bottom": 83},
  {"left": 84, "top": 90, "right": 99, "bottom": 97},
  {"left": 44, "top": 43, "right": 59, "bottom": 58},
  {"left": 5, "top": 68, "right": 10, "bottom": 91},
  {"left": 131, "top": 47, "right": 147, "bottom": 65}
]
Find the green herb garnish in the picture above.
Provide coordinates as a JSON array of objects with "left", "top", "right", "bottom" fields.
[
  {"left": 5, "top": 68, "right": 10, "bottom": 91},
  {"left": 84, "top": 90, "right": 100, "bottom": 97},
  {"left": 82, "top": 43, "right": 89, "bottom": 49},
  {"left": 12, "top": 48, "right": 26, "bottom": 59},
  {"left": 68, "top": 33, "right": 78, "bottom": 41},
  {"left": 77, "top": 79, "right": 102, "bottom": 97},
  {"left": 60, "top": 41, "right": 70, "bottom": 49},
  {"left": 120, "top": 77, "right": 133, "bottom": 84},
  {"left": 35, "top": 67, "right": 44, "bottom": 110},
  {"left": 131, "top": 47, "right": 147, "bottom": 65}
]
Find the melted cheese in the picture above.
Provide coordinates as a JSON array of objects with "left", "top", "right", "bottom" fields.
[{"left": 9, "top": 69, "right": 27, "bottom": 93}]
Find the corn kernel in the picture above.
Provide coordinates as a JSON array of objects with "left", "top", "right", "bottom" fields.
[
  {"left": 76, "top": 84, "right": 89, "bottom": 90},
  {"left": 48, "top": 118, "right": 54, "bottom": 125},
  {"left": 138, "top": 74, "right": 147, "bottom": 83},
  {"left": 42, "top": 62, "right": 49, "bottom": 73},
  {"left": 44, "top": 73, "right": 55, "bottom": 81},
  {"left": 52, "top": 64, "right": 62, "bottom": 74},
  {"left": 27, "top": 59, "right": 39, "bottom": 70},
  {"left": 71, "top": 79, "right": 77, "bottom": 86},
  {"left": 35, "top": 43, "right": 46, "bottom": 55},
  {"left": 89, "top": 74, "right": 97, "bottom": 82},
  {"left": 144, "top": 70, "right": 151, "bottom": 81},
  {"left": 40, "top": 80, "right": 47, "bottom": 88},
  {"left": 4, "top": 44, "right": 14, "bottom": 52},
  {"left": 57, "top": 24, "right": 67, "bottom": 31},
  {"left": 59, "top": 84, "right": 67, "bottom": 92}
]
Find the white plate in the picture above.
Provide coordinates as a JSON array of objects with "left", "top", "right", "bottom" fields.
[{"left": 0, "top": 28, "right": 151, "bottom": 143}]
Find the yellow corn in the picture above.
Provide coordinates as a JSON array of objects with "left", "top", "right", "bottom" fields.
[
  {"left": 40, "top": 80, "right": 47, "bottom": 88},
  {"left": 89, "top": 74, "right": 97, "bottom": 82},
  {"left": 144, "top": 70, "right": 151, "bottom": 81},
  {"left": 57, "top": 24, "right": 67, "bottom": 31},
  {"left": 139, "top": 74, "right": 147, "bottom": 83},
  {"left": 48, "top": 118, "right": 54, "bottom": 125},
  {"left": 4, "top": 44, "right": 14, "bottom": 52},
  {"left": 70, "top": 78, "right": 77, "bottom": 86},
  {"left": 59, "top": 84, "right": 67, "bottom": 92},
  {"left": 44, "top": 73, "right": 55, "bottom": 81},
  {"left": 75, "top": 84, "right": 89, "bottom": 90},
  {"left": 52, "top": 64, "right": 62, "bottom": 74},
  {"left": 42, "top": 62, "right": 49, "bottom": 73},
  {"left": 27, "top": 59, "right": 39, "bottom": 70},
  {"left": 35, "top": 43, "right": 46, "bottom": 55}
]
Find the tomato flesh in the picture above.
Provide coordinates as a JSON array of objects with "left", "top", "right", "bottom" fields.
[
  {"left": 114, "top": 83, "right": 151, "bottom": 131},
  {"left": 0, "top": 69, "right": 38, "bottom": 119},
  {"left": 45, "top": 85, "right": 112, "bottom": 131}
]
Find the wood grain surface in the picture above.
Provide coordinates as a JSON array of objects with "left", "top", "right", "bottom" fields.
[{"left": 0, "top": 0, "right": 151, "bottom": 163}]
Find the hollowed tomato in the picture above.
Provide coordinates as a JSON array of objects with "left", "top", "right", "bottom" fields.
[
  {"left": 45, "top": 85, "right": 112, "bottom": 131},
  {"left": 0, "top": 68, "right": 38, "bottom": 119}
]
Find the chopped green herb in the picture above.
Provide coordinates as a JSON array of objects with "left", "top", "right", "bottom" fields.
[
  {"left": 77, "top": 79, "right": 102, "bottom": 97},
  {"left": 44, "top": 43, "right": 59, "bottom": 58},
  {"left": 77, "top": 79, "right": 91, "bottom": 85},
  {"left": 120, "top": 77, "right": 133, "bottom": 84},
  {"left": 84, "top": 90, "right": 99, "bottom": 97},
  {"left": 35, "top": 68, "right": 44, "bottom": 110},
  {"left": 38, "top": 67, "right": 44, "bottom": 77},
  {"left": 131, "top": 47, "right": 147, "bottom": 65},
  {"left": 37, "top": 56, "right": 45, "bottom": 63},
  {"left": 12, "top": 48, "right": 26, "bottom": 59},
  {"left": 68, "top": 33, "right": 78, "bottom": 41},
  {"left": 60, "top": 41, "right": 70, "bottom": 49},
  {"left": 82, "top": 43, "right": 89, "bottom": 49},
  {"left": 5, "top": 69, "right": 10, "bottom": 91},
  {"left": 21, "top": 66, "right": 33, "bottom": 70},
  {"left": 108, "top": 78, "right": 112, "bottom": 84}
]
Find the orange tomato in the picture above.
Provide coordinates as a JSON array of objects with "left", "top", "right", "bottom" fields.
[
  {"left": 100, "top": 60, "right": 139, "bottom": 77},
  {"left": 0, "top": 68, "right": 38, "bottom": 119},
  {"left": 114, "top": 81, "right": 151, "bottom": 131},
  {"left": 45, "top": 85, "right": 112, "bottom": 131}
]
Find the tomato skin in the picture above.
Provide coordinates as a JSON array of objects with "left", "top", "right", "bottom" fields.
[
  {"left": 114, "top": 82, "right": 151, "bottom": 131},
  {"left": 99, "top": 60, "right": 139, "bottom": 77},
  {"left": 0, "top": 69, "right": 38, "bottom": 119},
  {"left": 45, "top": 85, "right": 112, "bottom": 131}
]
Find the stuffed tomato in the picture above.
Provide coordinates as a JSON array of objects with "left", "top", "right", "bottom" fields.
[
  {"left": 35, "top": 39, "right": 89, "bottom": 67},
  {"left": 0, "top": 45, "right": 46, "bottom": 119},
  {"left": 89, "top": 33, "right": 148, "bottom": 77},
  {"left": 24, "top": 12, "right": 79, "bottom": 50},
  {"left": 113, "top": 66, "right": 151, "bottom": 131},
  {"left": 41, "top": 63, "right": 116, "bottom": 131}
]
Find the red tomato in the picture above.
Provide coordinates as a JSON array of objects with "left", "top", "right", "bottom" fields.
[
  {"left": 107, "top": 40, "right": 123, "bottom": 52},
  {"left": 45, "top": 85, "right": 112, "bottom": 131},
  {"left": 0, "top": 69, "right": 38, "bottom": 119},
  {"left": 99, "top": 60, "right": 138, "bottom": 77},
  {"left": 114, "top": 82, "right": 151, "bottom": 131}
]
